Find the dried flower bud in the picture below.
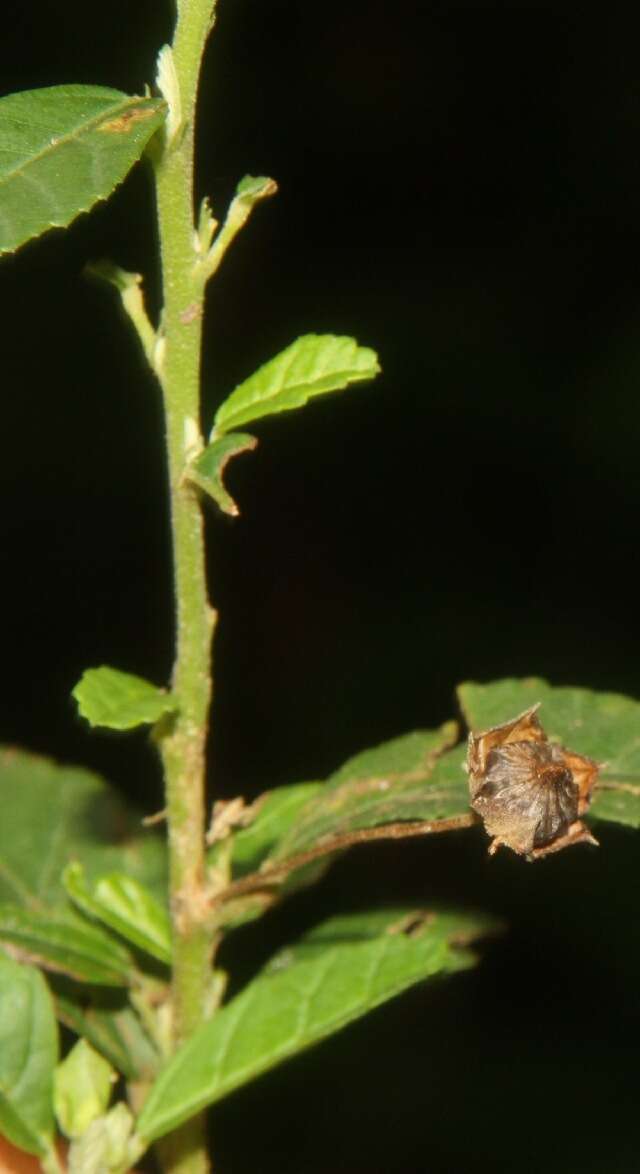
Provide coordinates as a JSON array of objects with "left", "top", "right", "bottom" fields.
[{"left": 466, "top": 704, "right": 600, "bottom": 859}]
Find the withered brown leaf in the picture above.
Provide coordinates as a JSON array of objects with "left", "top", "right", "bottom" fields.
[{"left": 466, "top": 704, "right": 600, "bottom": 859}]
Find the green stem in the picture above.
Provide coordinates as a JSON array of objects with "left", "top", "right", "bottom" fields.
[{"left": 152, "top": 2, "right": 218, "bottom": 1171}]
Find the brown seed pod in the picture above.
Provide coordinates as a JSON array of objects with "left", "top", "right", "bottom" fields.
[{"left": 466, "top": 704, "right": 600, "bottom": 859}]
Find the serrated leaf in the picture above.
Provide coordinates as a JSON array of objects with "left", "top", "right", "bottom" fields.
[
  {"left": 0, "top": 86, "right": 165, "bottom": 254},
  {"left": 73, "top": 665, "right": 177, "bottom": 731},
  {"left": 213, "top": 334, "right": 380, "bottom": 434},
  {"left": 0, "top": 957, "right": 58, "bottom": 1156},
  {"left": 54, "top": 1039, "right": 115, "bottom": 1139},
  {"left": 0, "top": 905, "right": 130, "bottom": 986},
  {"left": 188, "top": 432, "right": 257, "bottom": 516},
  {"left": 457, "top": 677, "right": 640, "bottom": 830},
  {"left": 137, "top": 906, "right": 488, "bottom": 1142},
  {"left": 0, "top": 746, "right": 167, "bottom": 912},
  {"left": 271, "top": 721, "right": 465, "bottom": 860},
  {"left": 64, "top": 865, "right": 170, "bottom": 965}
]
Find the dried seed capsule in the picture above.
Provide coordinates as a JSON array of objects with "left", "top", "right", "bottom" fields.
[{"left": 466, "top": 704, "right": 600, "bottom": 859}]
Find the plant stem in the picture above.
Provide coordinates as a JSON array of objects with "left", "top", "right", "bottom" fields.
[
  {"left": 212, "top": 813, "right": 479, "bottom": 910},
  {"left": 153, "top": 2, "right": 218, "bottom": 1171}
]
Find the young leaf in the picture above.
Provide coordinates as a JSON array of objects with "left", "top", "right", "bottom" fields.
[
  {"left": 54, "top": 1039, "right": 115, "bottom": 1139},
  {"left": 72, "top": 665, "right": 177, "bottom": 731},
  {"left": 213, "top": 334, "right": 380, "bottom": 434},
  {"left": 271, "top": 721, "right": 465, "bottom": 860},
  {"left": 0, "top": 86, "right": 166, "bottom": 255},
  {"left": 66, "top": 1101, "right": 141, "bottom": 1174},
  {"left": 137, "top": 906, "right": 488, "bottom": 1142},
  {"left": 196, "top": 174, "right": 278, "bottom": 279},
  {"left": 64, "top": 864, "right": 171, "bottom": 965},
  {"left": 187, "top": 432, "right": 257, "bottom": 516},
  {"left": 0, "top": 746, "right": 167, "bottom": 911},
  {"left": 0, "top": 957, "right": 58, "bottom": 1156},
  {"left": 0, "top": 905, "right": 131, "bottom": 986},
  {"left": 458, "top": 678, "right": 640, "bottom": 830}
]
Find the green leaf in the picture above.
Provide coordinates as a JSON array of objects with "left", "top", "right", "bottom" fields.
[
  {"left": 72, "top": 665, "right": 177, "bottom": 731},
  {"left": 208, "top": 783, "right": 323, "bottom": 879},
  {"left": 0, "top": 86, "right": 165, "bottom": 254},
  {"left": 0, "top": 957, "right": 58, "bottom": 1156},
  {"left": 53, "top": 984, "right": 159, "bottom": 1082},
  {"left": 234, "top": 174, "right": 277, "bottom": 204},
  {"left": 458, "top": 677, "right": 640, "bottom": 831},
  {"left": 271, "top": 721, "right": 464, "bottom": 860},
  {"left": 137, "top": 906, "right": 488, "bottom": 1142},
  {"left": 0, "top": 746, "right": 167, "bottom": 912},
  {"left": 64, "top": 864, "right": 171, "bottom": 965},
  {"left": 213, "top": 334, "right": 380, "bottom": 434},
  {"left": 54, "top": 1039, "right": 114, "bottom": 1139},
  {"left": 0, "top": 905, "right": 130, "bottom": 986},
  {"left": 66, "top": 1101, "right": 141, "bottom": 1174},
  {"left": 187, "top": 432, "right": 257, "bottom": 516}
]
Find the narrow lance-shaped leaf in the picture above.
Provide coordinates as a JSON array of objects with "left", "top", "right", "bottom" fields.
[
  {"left": 0, "top": 86, "right": 166, "bottom": 254},
  {"left": 213, "top": 334, "right": 380, "bottom": 434},
  {"left": 137, "top": 907, "right": 489, "bottom": 1142},
  {"left": 72, "top": 665, "right": 177, "bottom": 731},
  {"left": 0, "top": 904, "right": 131, "bottom": 986},
  {"left": 458, "top": 677, "right": 640, "bottom": 830},
  {"left": 187, "top": 432, "right": 257, "bottom": 516},
  {"left": 0, "top": 957, "right": 58, "bottom": 1157},
  {"left": 64, "top": 864, "right": 171, "bottom": 965}
]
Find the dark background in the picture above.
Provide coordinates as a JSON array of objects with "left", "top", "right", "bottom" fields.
[{"left": 2, "top": 3, "right": 640, "bottom": 1171}]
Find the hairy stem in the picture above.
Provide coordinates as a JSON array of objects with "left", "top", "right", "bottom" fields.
[{"left": 153, "top": 2, "right": 218, "bottom": 1170}]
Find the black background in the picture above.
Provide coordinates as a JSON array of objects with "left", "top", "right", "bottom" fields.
[{"left": 2, "top": 4, "right": 640, "bottom": 1171}]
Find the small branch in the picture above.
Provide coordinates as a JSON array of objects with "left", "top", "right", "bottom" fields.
[
  {"left": 193, "top": 177, "right": 277, "bottom": 285},
  {"left": 86, "top": 261, "right": 157, "bottom": 368},
  {"left": 211, "top": 813, "right": 478, "bottom": 908}
]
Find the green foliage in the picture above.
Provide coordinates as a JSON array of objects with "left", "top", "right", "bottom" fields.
[
  {"left": 137, "top": 907, "right": 487, "bottom": 1142},
  {"left": 54, "top": 1039, "right": 115, "bottom": 1139},
  {"left": 188, "top": 433, "right": 258, "bottom": 516},
  {"left": 0, "top": 86, "right": 165, "bottom": 254},
  {"left": 0, "top": 747, "right": 166, "bottom": 909},
  {"left": 1, "top": 3, "right": 638, "bottom": 1169},
  {"left": 213, "top": 334, "right": 381, "bottom": 434},
  {"left": 65, "top": 1101, "right": 140, "bottom": 1174},
  {"left": 72, "top": 666, "right": 178, "bottom": 731},
  {"left": 0, "top": 905, "right": 131, "bottom": 986},
  {"left": 64, "top": 865, "right": 171, "bottom": 965},
  {"left": 0, "top": 958, "right": 58, "bottom": 1157},
  {"left": 271, "top": 722, "right": 464, "bottom": 858},
  {"left": 207, "top": 782, "right": 323, "bottom": 878}
]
